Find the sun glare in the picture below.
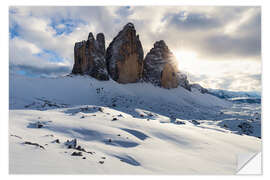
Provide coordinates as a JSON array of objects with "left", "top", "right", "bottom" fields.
[{"left": 174, "top": 51, "right": 198, "bottom": 70}]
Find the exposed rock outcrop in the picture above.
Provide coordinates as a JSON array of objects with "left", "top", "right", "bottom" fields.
[
  {"left": 143, "top": 40, "right": 179, "bottom": 89},
  {"left": 70, "top": 23, "right": 205, "bottom": 92},
  {"left": 106, "top": 23, "right": 144, "bottom": 83},
  {"left": 190, "top": 83, "right": 208, "bottom": 94},
  {"left": 72, "top": 32, "right": 109, "bottom": 80},
  {"left": 177, "top": 72, "right": 191, "bottom": 91}
]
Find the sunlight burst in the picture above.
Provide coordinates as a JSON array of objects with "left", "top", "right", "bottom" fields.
[{"left": 174, "top": 50, "right": 198, "bottom": 70}]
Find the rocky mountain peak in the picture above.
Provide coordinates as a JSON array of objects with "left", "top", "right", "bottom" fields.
[
  {"left": 106, "top": 23, "right": 144, "bottom": 83},
  {"left": 71, "top": 23, "right": 192, "bottom": 90},
  {"left": 88, "top": 32, "right": 94, "bottom": 40},
  {"left": 143, "top": 40, "right": 180, "bottom": 89},
  {"left": 71, "top": 32, "right": 109, "bottom": 80},
  {"left": 96, "top": 33, "right": 105, "bottom": 54},
  {"left": 153, "top": 40, "right": 168, "bottom": 50},
  {"left": 124, "top": 22, "right": 135, "bottom": 29}
]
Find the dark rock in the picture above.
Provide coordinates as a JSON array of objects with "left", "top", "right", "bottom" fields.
[
  {"left": 112, "top": 117, "right": 118, "bottom": 121},
  {"left": 191, "top": 120, "right": 200, "bottom": 125},
  {"left": 24, "top": 141, "right": 45, "bottom": 149},
  {"left": 52, "top": 139, "right": 60, "bottom": 144},
  {"left": 10, "top": 134, "right": 22, "bottom": 139},
  {"left": 72, "top": 32, "right": 109, "bottom": 80},
  {"left": 143, "top": 40, "right": 179, "bottom": 89},
  {"left": 238, "top": 122, "right": 253, "bottom": 135},
  {"left": 31, "top": 121, "right": 44, "bottom": 128},
  {"left": 45, "top": 134, "right": 54, "bottom": 137},
  {"left": 65, "top": 139, "right": 77, "bottom": 149},
  {"left": 99, "top": 161, "right": 104, "bottom": 164},
  {"left": 190, "top": 83, "right": 208, "bottom": 94},
  {"left": 106, "top": 23, "right": 144, "bottom": 83},
  {"left": 71, "top": 151, "right": 83, "bottom": 156},
  {"left": 177, "top": 72, "right": 191, "bottom": 91},
  {"left": 175, "top": 120, "right": 186, "bottom": 125},
  {"left": 170, "top": 116, "right": 176, "bottom": 121},
  {"left": 82, "top": 157, "right": 86, "bottom": 159},
  {"left": 87, "top": 151, "right": 95, "bottom": 155},
  {"left": 76, "top": 145, "right": 86, "bottom": 152},
  {"left": 108, "top": 139, "right": 112, "bottom": 143},
  {"left": 98, "top": 107, "right": 104, "bottom": 112}
]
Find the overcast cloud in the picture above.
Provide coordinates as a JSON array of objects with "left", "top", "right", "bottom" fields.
[{"left": 9, "top": 6, "right": 261, "bottom": 92}]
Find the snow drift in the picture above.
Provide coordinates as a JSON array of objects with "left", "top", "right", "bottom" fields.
[{"left": 9, "top": 74, "right": 261, "bottom": 174}]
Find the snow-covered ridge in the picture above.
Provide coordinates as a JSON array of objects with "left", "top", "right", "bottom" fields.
[
  {"left": 9, "top": 74, "right": 261, "bottom": 174},
  {"left": 10, "top": 74, "right": 229, "bottom": 120}
]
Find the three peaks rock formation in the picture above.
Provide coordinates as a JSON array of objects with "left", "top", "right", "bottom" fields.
[{"left": 72, "top": 23, "right": 185, "bottom": 89}]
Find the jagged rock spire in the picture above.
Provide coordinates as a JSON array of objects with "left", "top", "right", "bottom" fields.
[
  {"left": 72, "top": 32, "right": 109, "bottom": 80},
  {"left": 106, "top": 23, "right": 144, "bottom": 83},
  {"left": 143, "top": 40, "right": 180, "bottom": 89}
]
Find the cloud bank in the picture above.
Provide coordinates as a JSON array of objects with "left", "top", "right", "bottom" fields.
[{"left": 9, "top": 6, "right": 261, "bottom": 92}]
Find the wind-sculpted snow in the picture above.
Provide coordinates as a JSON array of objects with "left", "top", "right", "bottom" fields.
[
  {"left": 121, "top": 128, "right": 149, "bottom": 141},
  {"left": 113, "top": 155, "right": 141, "bottom": 166},
  {"left": 9, "top": 74, "right": 261, "bottom": 174}
]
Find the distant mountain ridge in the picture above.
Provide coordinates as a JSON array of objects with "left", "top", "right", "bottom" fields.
[{"left": 207, "top": 89, "right": 261, "bottom": 104}]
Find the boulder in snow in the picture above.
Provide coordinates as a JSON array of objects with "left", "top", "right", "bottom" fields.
[
  {"left": 71, "top": 151, "right": 83, "bottom": 156},
  {"left": 238, "top": 122, "right": 254, "bottom": 135},
  {"left": 65, "top": 139, "right": 77, "bottom": 149}
]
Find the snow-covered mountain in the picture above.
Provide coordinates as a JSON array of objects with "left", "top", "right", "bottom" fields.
[
  {"left": 208, "top": 89, "right": 261, "bottom": 104},
  {"left": 9, "top": 74, "right": 261, "bottom": 174}
]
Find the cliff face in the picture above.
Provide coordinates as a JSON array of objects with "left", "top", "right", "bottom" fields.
[
  {"left": 72, "top": 32, "right": 109, "bottom": 81},
  {"left": 71, "top": 23, "right": 195, "bottom": 90},
  {"left": 143, "top": 40, "right": 180, "bottom": 89},
  {"left": 106, "top": 23, "right": 144, "bottom": 83}
]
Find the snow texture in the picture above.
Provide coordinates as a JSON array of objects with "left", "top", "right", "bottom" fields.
[{"left": 9, "top": 74, "right": 261, "bottom": 174}]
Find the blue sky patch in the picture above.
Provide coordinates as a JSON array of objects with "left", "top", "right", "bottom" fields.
[
  {"left": 9, "top": 22, "right": 20, "bottom": 39},
  {"left": 34, "top": 49, "right": 65, "bottom": 63},
  {"left": 50, "top": 18, "right": 86, "bottom": 36}
]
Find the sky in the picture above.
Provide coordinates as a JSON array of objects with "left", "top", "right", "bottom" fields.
[{"left": 9, "top": 6, "right": 261, "bottom": 93}]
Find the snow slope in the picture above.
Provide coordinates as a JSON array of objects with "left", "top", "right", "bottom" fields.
[{"left": 9, "top": 74, "right": 261, "bottom": 174}]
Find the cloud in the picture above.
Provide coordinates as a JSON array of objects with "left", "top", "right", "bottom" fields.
[
  {"left": 10, "top": 64, "right": 70, "bottom": 77},
  {"left": 9, "top": 37, "right": 71, "bottom": 76},
  {"left": 165, "top": 11, "right": 221, "bottom": 31},
  {"left": 9, "top": 6, "right": 261, "bottom": 91}
]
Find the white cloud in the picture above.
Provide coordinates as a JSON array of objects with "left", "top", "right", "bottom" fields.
[{"left": 9, "top": 6, "right": 261, "bottom": 92}]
